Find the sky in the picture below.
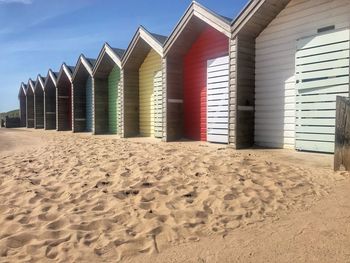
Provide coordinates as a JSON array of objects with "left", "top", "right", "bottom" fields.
[{"left": 0, "top": 0, "right": 249, "bottom": 112}]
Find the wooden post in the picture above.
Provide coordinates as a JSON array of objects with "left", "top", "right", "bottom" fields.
[{"left": 334, "top": 96, "right": 350, "bottom": 171}]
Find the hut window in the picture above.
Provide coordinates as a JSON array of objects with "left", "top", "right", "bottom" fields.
[{"left": 317, "top": 25, "right": 335, "bottom": 33}]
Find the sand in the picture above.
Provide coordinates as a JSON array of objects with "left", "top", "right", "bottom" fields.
[{"left": 0, "top": 128, "right": 349, "bottom": 262}]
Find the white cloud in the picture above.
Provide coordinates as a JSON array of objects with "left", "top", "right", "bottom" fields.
[{"left": 0, "top": 0, "right": 32, "bottom": 4}]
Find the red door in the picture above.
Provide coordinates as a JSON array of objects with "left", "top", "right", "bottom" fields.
[{"left": 183, "top": 26, "right": 229, "bottom": 141}]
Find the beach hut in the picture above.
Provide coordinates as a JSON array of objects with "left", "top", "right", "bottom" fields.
[
  {"left": 56, "top": 63, "right": 75, "bottom": 131},
  {"left": 231, "top": 0, "right": 350, "bottom": 153},
  {"left": 92, "top": 43, "right": 125, "bottom": 135},
  {"left": 72, "top": 54, "right": 96, "bottom": 133},
  {"left": 44, "top": 69, "right": 58, "bottom": 130},
  {"left": 164, "top": 2, "right": 231, "bottom": 143},
  {"left": 122, "top": 26, "right": 167, "bottom": 138},
  {"left": 26, "top": 79, "right": 36, "bottom": 128},
  {"left": 34, "top": 75, "right": 46, "bottom": 129},
  {"left": 18, "top": 82, "right": 27, "bottom": 127}
]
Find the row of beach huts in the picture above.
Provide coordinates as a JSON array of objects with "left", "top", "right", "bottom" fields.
[{"left": 18, "top": 0, "right": 350, "bottom": 153}]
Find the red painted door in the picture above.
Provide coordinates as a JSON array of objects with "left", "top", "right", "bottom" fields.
[{"left": 183, "top": 26, "right": 229, "bottom": 141}]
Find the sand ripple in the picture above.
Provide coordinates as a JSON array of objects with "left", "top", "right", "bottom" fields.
[{"left": 0, "top": 131, "right": 346, "bottom": 262}]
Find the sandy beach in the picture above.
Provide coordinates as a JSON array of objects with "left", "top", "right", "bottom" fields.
[{"left": 0, "top": 128, "right": 349, "bottom": 262}]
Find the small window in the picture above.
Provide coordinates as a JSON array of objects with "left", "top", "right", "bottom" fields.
[{"left": 317, "top": 25, "right": 335, "bottom": 33}]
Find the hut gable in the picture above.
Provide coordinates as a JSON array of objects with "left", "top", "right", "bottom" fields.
[
  {"left": 44, "top": 69, "right": 58, "bottom": 89},
  {"left": 72, "top": 54, "right": 96, "bottom": 82},
  {"left": 164, "top": 1, "right": 231, "bottom": 57},
  {"left": 26, "top": 79, "right": 36, "bottom": 95},
  {"left": 122, "top": 26, "right": 167, "bottom": 69},
  {"left": 18, "top": 82, "right": 27, "bottom": 98},
  {"left": 92, "top": 43, "right": 125, "bottom": 78},
  {"left": 34, "top": 75, "right": 45, "bottom": 93},
  {"left": 57, "top": 63, "right": 75, "bottom": 83}
]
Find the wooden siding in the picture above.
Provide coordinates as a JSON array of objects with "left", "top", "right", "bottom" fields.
[
  {"left": 44, "top": 80, "right": 56, "bottom": 130},
  {"left": 207, "top": 55, "right": 229, "bottom": 143},
  {"left": 295, "top": 28, "right": 350, "bottom": 153},
  {"left": 254, "top": 0, "right": 350, "bottom": 149},
  {"left": 154, "top": 70, "right": 163, "bottom": 138},
  {"left": 139, "top": 49, "right": 162, "bottom": 137},
  {"left": 86, "top": 77, "right": 93, "bottom": 132},
  {"left": 19, "top": 94, "right": 26, "bottom": 127},
  {"left": 26, "top": 93, "right": 34, "bottom": 128},
  {"left": 57, "top": 74, "right": 72, "bottom": 131},
  {"left": 229, "top": 37, "right": 237, "bottom": 146},
  {"left": 164, "top": 56, "right": 184, "bottom": 141},
  {"left": 34, "top": 88, "right": 44, "bottom": 129},
  {"left": 123, "top": 69, "right": 140, "bottom": 137},
  {"left": 183, "top": 26, "right": 229, "bottom": 141},
  {"left": 108, "top": 66, "right": 119, "bottom": 134}
]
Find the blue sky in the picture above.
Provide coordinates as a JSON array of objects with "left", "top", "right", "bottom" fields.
[{"left": 0, "top": 0, "right": 248, "bottom": 112}]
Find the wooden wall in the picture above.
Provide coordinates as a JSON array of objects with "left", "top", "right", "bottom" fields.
[
  {"left": 93, "top": 78, "right": 109, "bottom": 134},
  {"left": 57, "top": 74, "right": 72, "bottom": 131},
  {"left": 44, "top": 80, "right": 56, "bottom": 130},
  {"left": 26, "top": 92, "right": 34, "bottom": 128},
  {"left": 123, "top": 69, "right": 140, "bottom": 137},
  {"left": 34, "top": 88, "right": 44, "bottom": 129},
  {"left": 19, "top": 94, "right": 26, "bottom": 127}
]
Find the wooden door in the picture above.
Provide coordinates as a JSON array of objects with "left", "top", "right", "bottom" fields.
[
  {"left": 296, "top": 28, "right": 350, "bottom": 153},
  {"left": 207, "top": 55, "right": 229, "bottom": 144}
]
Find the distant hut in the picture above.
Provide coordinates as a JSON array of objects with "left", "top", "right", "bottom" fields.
[
  {"left": 72, "top": 54, "right": 96, "bottom": 133},
  {"left": 164, "top": 2, "right": 231, "bottom": 143},
  {"left": 44, "top": 69, "right": 58, "bottom": 130},
  {"left": 26, "top": 79, "right": 36, "bottom": 128},
  {"left": 18, "top": 82, "right": 27, "bottom": 127},
  {"left": 34, "top": 75, "right": 46, "bottom": 129},
  {"left": 122, "top": 26, "right": 167, "bottom": 138},
  {"left": 56, "top": 63, "right": 75, "bottom": 131},
  {"left": 92, "top": 43, "right": 125, "bottom": 134}
]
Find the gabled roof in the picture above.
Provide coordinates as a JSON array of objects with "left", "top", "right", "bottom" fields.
[
  {"left": 18, "top": 82, "right": 27, "bottom": 97},
  {"left": 122, "top": 26, "right": 167, "bottom": 67},
  {"left": 164, "top": 1, "right": 231, "bottom": 55},
  {"left": 44, "top": 69, "right": 58, "bottom": 90},
  {"left": 72, "top": 54, "right": 96, "bottom": 81},
  {"left": 231, "top": 0, "right": 291, "bottom": 37},
  {"left": 34, "top": 74, "right": 46, "bottom": 93},
  {"left": 26, "top": 79, "right": 36, "bottom": 95},
  {"left": 57, "top": 63, "right": 75, "bottom": 84},
  {"left": 92, "top": 43, "right": 125, "bottom": 77}
]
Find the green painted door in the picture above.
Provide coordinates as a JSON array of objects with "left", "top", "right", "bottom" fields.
[
  {"left": 108, "top": 66, "right": 120, "bottom": 134},
  {"left": 86, "top": 76, "right": 93, "bottom": 132},
  {"left": 296, "top": 28, "right": 350, "bottom": 153}
]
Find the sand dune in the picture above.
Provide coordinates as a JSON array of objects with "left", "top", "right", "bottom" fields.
[{"left": 0, "top": 129, "right": 348, "bottom": 262}]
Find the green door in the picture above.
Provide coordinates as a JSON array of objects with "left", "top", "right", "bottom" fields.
[
  {"left": 108, "top": 66, "right": 120, "bottom": 134},
  {"left": 296, "top": 28, "right": 350, "bottom": 153}
]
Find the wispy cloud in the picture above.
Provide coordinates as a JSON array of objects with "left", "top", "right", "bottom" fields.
[{"left": 0, "top": 0, "right": 32, "bottom": 4}]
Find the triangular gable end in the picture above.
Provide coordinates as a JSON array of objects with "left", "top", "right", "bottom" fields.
[
  {"left": 122, "top": 26, "right": 167, "bottom": 68},
  {"left": 164, "top": 1, "right": 231, "bottom": 55},
  {"left": 92, "top": 43, "right": 124, "bottom": 77},
  {"left": 72, "top": 54, "right": 95, "bottom": 82},
  {"left": 231, "top": 0, "right": 291, "bottom": 37}
]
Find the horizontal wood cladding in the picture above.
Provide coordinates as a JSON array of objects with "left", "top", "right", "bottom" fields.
[
  {"left": 72, "top": 76, "right": 93, "bottom": 133},
  {"left": 139, "top": 49, "right": 162, "bottom": 137},
  {"left": 255, "top": 0, "right": 350, "bottom": 149},
  {"left": 165, "top": 56, "right": 184, "bottom": 141},
  {"left": 229, "top": 37, "right": 237, "bottom": 146},
  {"left": 44, "top": 82, "right": 56, "bottom": 130},
  {"left": 56, "top": 74, "right": 72, "bottom": 131},
  {"left": 123, "top": 69, "right": 140, "bottom": 137},
  {"left": 108, "top": 66, "right": 120, "bottom": 134},
  {"left": 183, "top": 26, "right": 229, "bottom": 141},
  {"left": 93, "top": 78, "right": 108, "bottom": 134},
  {"left": 235, "top": 34, "right": 255, "bottom": 149},
  {"left": 26, "top": 94, "right": 34, "bottom": 128},
  {"left": 19, "top": 96, "right": 26, "bottom": 127},
  {"left": 34, "top": 89, "right": 44, "bottom": 129}
]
